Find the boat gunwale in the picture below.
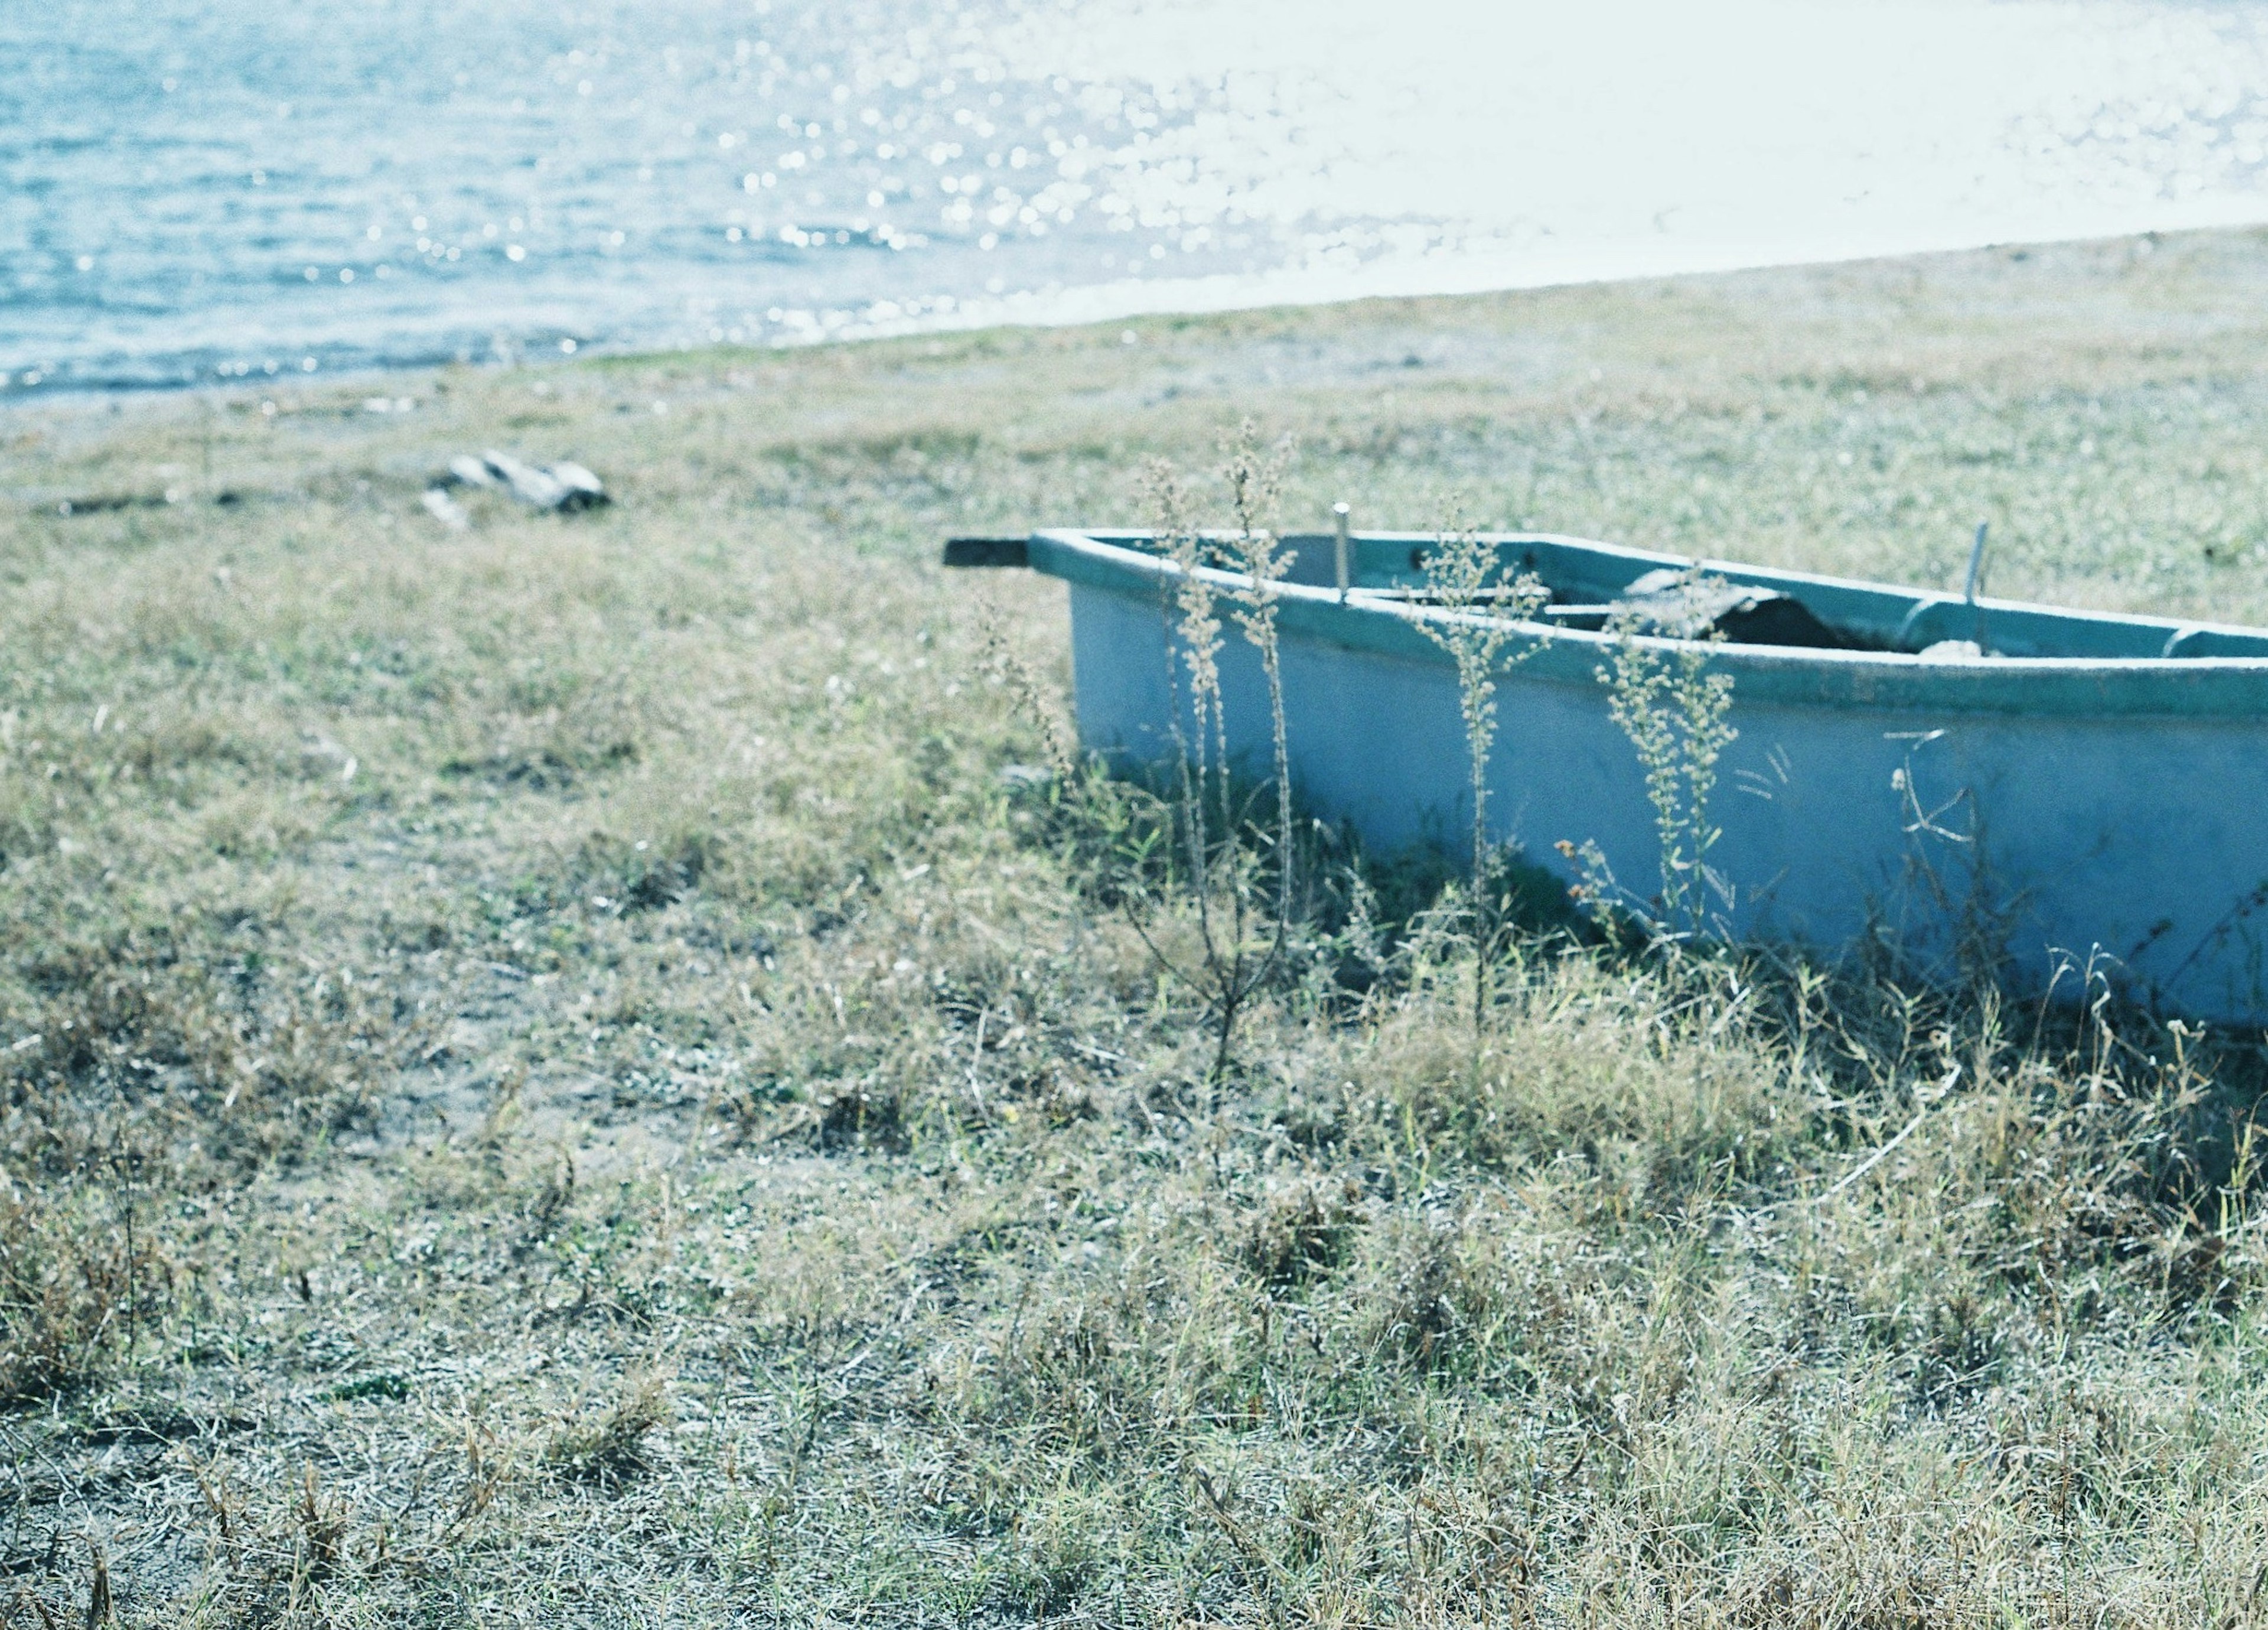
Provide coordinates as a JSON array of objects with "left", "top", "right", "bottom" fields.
[{"left": 1030, "top": 527, "right": 2268, "bottom": 721}]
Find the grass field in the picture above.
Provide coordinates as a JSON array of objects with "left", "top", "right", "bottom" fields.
[{"left": 4, "top": 227, "right": 2268, "bottom": 1627}]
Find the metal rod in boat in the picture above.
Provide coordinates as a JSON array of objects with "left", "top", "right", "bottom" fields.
[
  {"left": 1963, "top": 521, "right": 1989, "bottom": 603},
  {"left": 1333, "top": 502, "right": 1351, "bottom": 600},
  {"left": 1964, "top": 520, "right": 1989, "bottom": 650}
]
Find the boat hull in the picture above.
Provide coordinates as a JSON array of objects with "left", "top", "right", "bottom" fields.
[{"left": 1031, "top": 530, "right": 2268, "bottom": 1025}]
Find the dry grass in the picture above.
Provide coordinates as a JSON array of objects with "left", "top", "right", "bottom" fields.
[{"left": 0, "top": 227, "right": 2264, "bottom": 1625}]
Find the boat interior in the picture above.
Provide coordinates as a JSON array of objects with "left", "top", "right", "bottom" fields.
[{"left": 1103, "top": 528, "right": 2268, "bottom": 662}]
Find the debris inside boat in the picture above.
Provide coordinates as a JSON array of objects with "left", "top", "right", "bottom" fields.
[{"left": 1529, "top": 568, "right": 1858, "bottom": 648}]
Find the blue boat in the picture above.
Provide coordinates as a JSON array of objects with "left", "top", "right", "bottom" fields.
[{"left": 950, "top": 526, "right": 2268, "bottom": 1024}]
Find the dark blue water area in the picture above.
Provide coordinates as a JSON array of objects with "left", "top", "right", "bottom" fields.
[{"left": 0, "top": 0, "right": 1269, "bottom": 391}]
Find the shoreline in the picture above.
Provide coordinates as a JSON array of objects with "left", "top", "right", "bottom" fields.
[
  {"left": 10, "top": 219, "right": 2268, "bottom": 623},
  {"left": 11, "top": 213, "right": 2267, "bottom": 409}
]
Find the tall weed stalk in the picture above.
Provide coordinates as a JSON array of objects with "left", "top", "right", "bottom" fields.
[
  {"left": 1594, "top": 597, "right": 1738, "bottom": 942},
  {"left": 1140, "top": 422, "right": 1298, "bottom": 1081},
  {"left": 1223, "top": 427, "right": 1295, "bottom": 933},
  {"left": 1416, "top": 516, "right": 1546, "bottom": 1034}
]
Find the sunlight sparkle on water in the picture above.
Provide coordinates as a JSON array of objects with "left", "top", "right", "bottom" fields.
[{"left": 6, "top": 0, "right": 2268, "bottom": 388}]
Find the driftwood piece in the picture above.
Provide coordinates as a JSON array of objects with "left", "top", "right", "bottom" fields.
[{"left": 436, "top": 451, "right": 610, "bottom": 513}]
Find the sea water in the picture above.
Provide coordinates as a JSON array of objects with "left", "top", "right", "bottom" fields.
[{"left": 8, "top": 0, "right": 2268, "bottom": 392}]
